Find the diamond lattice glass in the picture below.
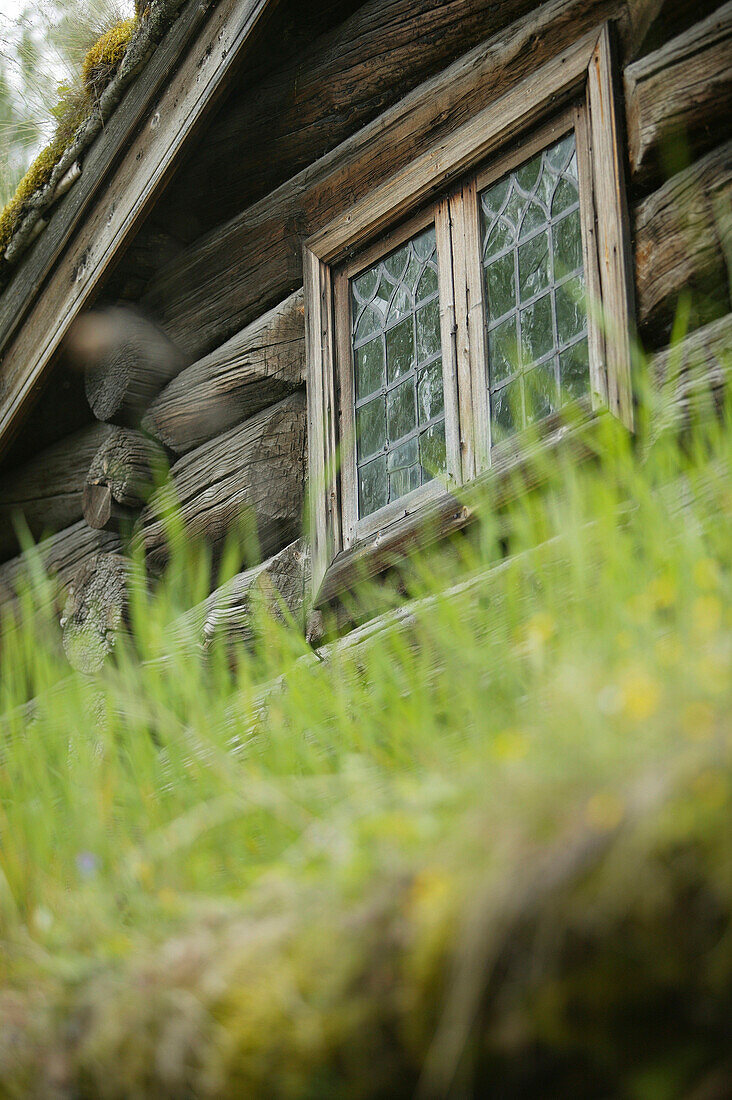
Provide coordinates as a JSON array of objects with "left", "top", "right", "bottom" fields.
[
  {"left": 480, "top": 131, "right": 589, "bottom": 443},
  {"left": 351, "top": 225, "right": 446, "bottom": 518}
]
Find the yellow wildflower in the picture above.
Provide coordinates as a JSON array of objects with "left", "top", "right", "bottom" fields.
[
  {"left": 492, "top": 730, "right": 529, "bottom": 762},
  {"left": 647, "top": 573, "right": 676, "bottom": 610},
  {"left": 619, "top": 668, "right": 660, "bottom": 721}
]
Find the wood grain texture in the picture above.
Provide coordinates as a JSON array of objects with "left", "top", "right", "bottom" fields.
[
  {"left": 135, "top": 390, "right": 307, "bottom": 573},
  {"left": 143, "top": 290, "right": 305, "bottom": 454},
  {"left": 75, "top": 306, "right": 186, "bottom": 426},
  {"left": 61, "top": 551, "right": 130, "bottom": 673},
  {"left": 83, "top": 426, "right": 168, "bottom": 530},
  {"left": 0, "top": 0, "right": 275, "bottom": 459},
  {"left": 161, "top": 0, "right": 539, "bottom": 237},
  {"left": 648, "top": 311, "right": 732, "bottom": 441},
  {"left": 634, "top": 141, "right": 732, "bottom": 342},
  {"left": 144, "top": 0, "right": 625, "bottom": 360},
  {"left": 0, "top": 422, "right": 113, "bottom": 560},
  {"left": 625, "top": 3, "right": 732, "bottom": 188},
  {"left": 168, "top": 538, "right": 309, "bottom": 652},
  {"left": 304, "top": 250, "right": 340, "bottom": 596},
  {"left": 0, "top": 520, "right": 119, "bottom": 611},
  {"left": 587, "top": 24, "right": 635, "bottom": 429}
]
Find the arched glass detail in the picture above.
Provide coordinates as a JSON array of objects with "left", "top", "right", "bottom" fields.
[
  {"left": 480, "top": 131, "right": 589, "bottom": 444},
  {"left": 351, "top": 225, "right": 446, "bottom": 518}
]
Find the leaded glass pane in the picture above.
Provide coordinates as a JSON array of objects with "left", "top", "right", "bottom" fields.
[
  {"left": 419, "top": 420, "right": 446, "bottom": 481},
  {"left": 357, "top": 395, "right": 385, "bottom": 461},
  {"left": 387, "top": 377, "right": 417, "bottom": 441},
  {"left": 560, "top": 337, "right": 590, "bottom": 400},
  {"left": 520, "top": 293, "right": 553, "bottom": 366},
  {"left": 355, "top": 338, "right": 384, "bottom": 401},
  {"left": 351, "top": 224, "right": 446, "bottom": 518},
  {"left": 359, "top": 455, "right": 388, "bottom": 515},
  {"left": 479, "top": 130, "right": 589, "bottom": 446}
]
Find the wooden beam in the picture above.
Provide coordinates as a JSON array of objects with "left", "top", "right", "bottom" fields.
[
  {"left": 0, "top": 520, "right": 119, "bottom": 612},
  {"left": 625, "top": 3, "right": 732, "bottom": 188},
  {"left": 0, "top": 0, "right": 278, "bottom": 459},
  {"left": 143, "top": 290, "right": 305, "bottom": 454},
  {"left": 624, "top": 0, "right": 725, "bottom": 62},
  {"left": 634, "top": 141, "right": 732, "bottom": 342},
  {"left": 134, "top": 390, "right": 307, "bottom": 573},
  {"left": 161, "top": 0, "right": 540, "bottom": 236},
  {"left": 647, "top": 312, "right": 732, "bottom": 441},
  {"left": 587, "top": 23, "right": 635, "bottom": 430},
  {"left": 168, "top": 538, "right": 309, "bottom": 652},
  {"left": 0, "top": 422, "right": 114, "bottom": 560},
  {"left": 143, "top": 0, "right": 626, "bottom": 360}
]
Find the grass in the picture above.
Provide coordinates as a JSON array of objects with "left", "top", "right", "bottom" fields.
[{"left": 0, "top": 363, "right": 730, "bottom": 1096}]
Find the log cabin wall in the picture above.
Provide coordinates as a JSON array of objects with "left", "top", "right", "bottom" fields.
[{"left": 0, "top": 0, "right": 729, "bottom": 672}]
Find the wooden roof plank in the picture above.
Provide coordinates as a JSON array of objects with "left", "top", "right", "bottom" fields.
[
  {"left": 0, "top": 0, "right": 277, "bottom": 459},
  {"left": 0, "top": 0, "right": 207, "bottom": 355}
]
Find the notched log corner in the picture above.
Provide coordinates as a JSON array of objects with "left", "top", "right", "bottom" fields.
[
  {"left": 83, "top": 426, "right": 169, "bottom": 531},
  {"left": 67, "top": 305, "right": 187, "bottom": 426},
  {"left": 634, "top": 141, "right": 732, "bottom": 342}
]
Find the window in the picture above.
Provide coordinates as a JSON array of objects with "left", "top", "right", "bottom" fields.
[{"left": 305, "top": 24, "right": 634, "bottom": 602}]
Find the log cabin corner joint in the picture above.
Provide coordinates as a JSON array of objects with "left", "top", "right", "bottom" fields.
[{"left": 304, "top": 20, "right": 636, "bottom": 605}]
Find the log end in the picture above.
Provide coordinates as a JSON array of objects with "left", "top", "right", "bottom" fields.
[
  {"left": 83, "top": 483, "right": 114, "bottom": 530},
  {"left": 61, "top": 552, "right": 129, "bottom": 673}
]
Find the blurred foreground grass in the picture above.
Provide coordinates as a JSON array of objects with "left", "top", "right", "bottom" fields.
[{"left": 0, "top": 371, "right": 730, "bottom": 1097}]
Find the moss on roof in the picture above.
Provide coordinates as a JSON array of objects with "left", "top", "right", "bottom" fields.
[{"left": 0, "top": 16, "right": 139, "bottom": 260}]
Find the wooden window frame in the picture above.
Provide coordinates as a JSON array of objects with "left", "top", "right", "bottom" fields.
[{"left": 305, "top": 22, "right": 634, "bottom": 604}]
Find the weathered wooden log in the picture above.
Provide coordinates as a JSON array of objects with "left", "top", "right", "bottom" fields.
[
  {"left": 144, "top": 0, "right": 627, "bottom": 358},
  {"left": 143, "top": 290, "right": 305, "bottom": 455},
  {"left": 66, "top": 306, "right": 186, "bottom": 426},
  {"left": 0, "top": 520, "right": 120, "bottom": 613},
  {"left": 625, "top": 3, "right": 732, "bottom": 188},
  {"left": 83, "top": 427, "right": 168, "bottom": 531},
  {"left": 0, "top": 422, "right": 114, "bottom": 560},
  {"left": 61, "top": 552, "right": 130, "bottom": 674},
  {"left": 168, "top": 538, "right": 309, "bottom": 653},
  {"left": 135, "top": 391, "right": 307, "bottom": 573},
  {"left": 162, "top": 0, "right": 539, "bottom": 238},
  {"left": 634, "top": 141, "right": 732, "bottom": 342},
  {"left": 647, "top": 312, "right": 732, "bottom": 442}
]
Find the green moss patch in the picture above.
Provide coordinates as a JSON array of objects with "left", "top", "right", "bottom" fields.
[{"left": 0, "top": 17, "right": 138, "bottom": 259}]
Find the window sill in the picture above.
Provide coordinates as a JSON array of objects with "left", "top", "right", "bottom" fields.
[{"left": 315, "top": 400, "right": 608, "bottom": 607}]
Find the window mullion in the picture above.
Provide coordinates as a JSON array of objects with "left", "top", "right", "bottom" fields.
[
  {"left": 442, "top": 185, "right": 477, "bottom": 483},
  {"left": 574, "top": 102, "right": 608, "bottom": 412},
  {"left": 434, "top": 195, "right": 463, "bottom": 487},
  {"left": 461, "top": 177, "right": 492, "bottom": 476}
]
